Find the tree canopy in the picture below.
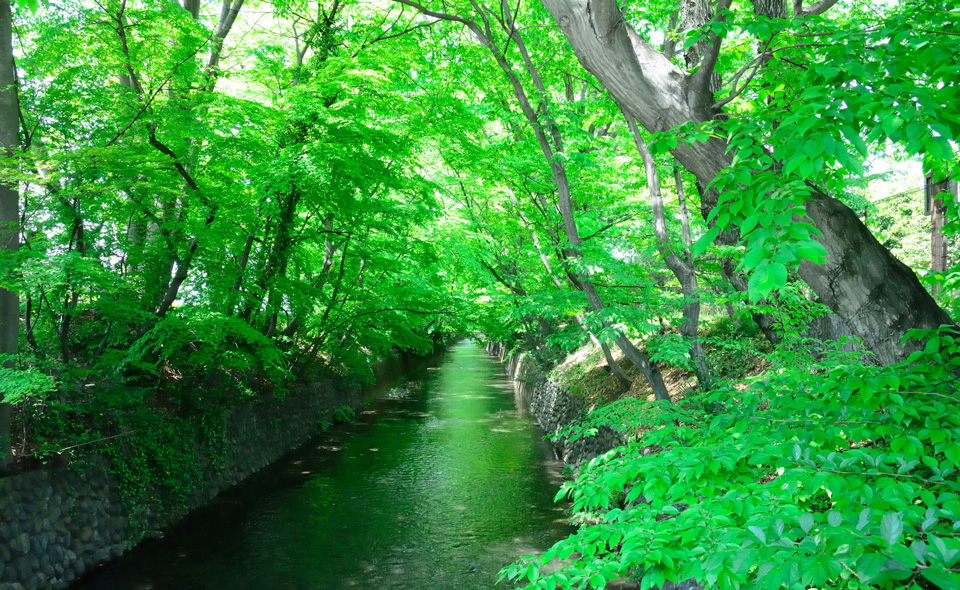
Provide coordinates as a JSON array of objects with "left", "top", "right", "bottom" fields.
[{"left": 1, "top": 0, "right": 959, "bottom": 586}]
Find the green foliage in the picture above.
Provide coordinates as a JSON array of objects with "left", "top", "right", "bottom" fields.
[
  {"left": 6, "top": 3, "right": 960, "bottom": 588},
  {"left": 113, "top": 311, "right": 290, "bottom": 391},
  {"left": 0, "top": 354, "right": 56, "bottom": 404},
  {"left": 702, "top": 315, "right": 767, "bottom": 380},
  {"left": 699, "top": 1, "right": 960, "bottom": 301},
  {"left": 7, "top": 0, "right": 468, "bottom": 459},
  {"left": 648, "top": 334, "right": 695, "bottom": 372},
  {"left": 103, "top": 411, "right": 226, "bottom": 533},
  {"left": 551, "top": 398, "right": 674, "bottom": 444},
  {"left": 503, "top": 325, "right": 960, "bottom": 590},
  {"left": 332, "top": 405, "right": 355, "bottom": 423}
]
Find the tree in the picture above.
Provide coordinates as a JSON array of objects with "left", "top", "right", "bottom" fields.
[
  {"left": 538, "top": 0, "right": 957, "bottom": 364},
  {"left": 623, "top": 110, "right": 712, "bottom": 388},
  {"left": 395, "top": 0, "right": 675, "bottom": 399},
  {"left": 0, "top": 0, "right": 19, "bottom": 467},
  {"left": 4, "top": 0, "right": 462, "bottom": 438}
]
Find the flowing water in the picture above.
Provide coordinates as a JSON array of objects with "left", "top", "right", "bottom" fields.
[{"left": 73, "top": 340, "right": 573, "bottom": 590}]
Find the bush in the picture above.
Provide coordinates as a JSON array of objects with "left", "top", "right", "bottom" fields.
[{"left": 502, "top": 326, "right": 960, "bottom": 590}]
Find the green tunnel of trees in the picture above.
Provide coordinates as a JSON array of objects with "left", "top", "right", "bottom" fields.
[{"left": 1, "top": 0, "right": 959, "bottom": 587}]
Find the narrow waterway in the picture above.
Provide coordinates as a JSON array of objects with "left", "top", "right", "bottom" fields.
[{"left": 73, "top": 340, "right": 572, "bottom": 590}]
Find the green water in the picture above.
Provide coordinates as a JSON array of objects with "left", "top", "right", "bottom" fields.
[{"left": 73, "top": 341, "right": 572, "bottom": 590}]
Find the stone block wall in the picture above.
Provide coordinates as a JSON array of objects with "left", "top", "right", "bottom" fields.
[
  {"left": 0, "top": 458, "right": 127, "bottom": 590},
  {"left": 488, "top": 342, "right": 626, "bottom": 465},
  {"left": 0, "top": 379, "right": 361, "bottom": 590}
]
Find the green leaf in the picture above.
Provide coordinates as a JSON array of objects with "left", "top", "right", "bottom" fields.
[
  {"left": 881, "top": 512, "right": 904, "bottom": 546},
  {"left": 882, "top": 113, "right": 905, "bottom": 137},
  {"left": 912, "top": 541, "right": 929, "bottom": 565},
  {"left": 799, "top": 514, "right": 815, "bottom": 533},
  {"left": 921, "top": 568, "right": 960, "bottom": 590},
  {"left": 692, "top": 225, "right": 721, "bottom": 256},
  {"left": 12, "top": 0, "right": 42, "bottom": 12},
  {"left": 945, "top": 443, "right": 960, "bottom": 468},
  {"left": 804, "top": 136, "right": 824, "bottom": 159},
  {"left": 856, "top": 553, "right": 886, "bottom": 584},
  {"left": 747, "top": 261, "right": 788, "bottom": 300},
  {"left": 749, "top": 525, "right": 767, "bottom": 544},
  {"left": 742, "top": 212, "right": 763, "bottom": 235},
  {"left": 796, "top": 241, "right": 828, "bottom": 265}
]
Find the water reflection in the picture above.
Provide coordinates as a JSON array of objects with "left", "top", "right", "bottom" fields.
[{"left": 73, "top": 341, "right": 572, "bottom": 590}]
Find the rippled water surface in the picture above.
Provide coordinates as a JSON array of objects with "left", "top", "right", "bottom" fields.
[{"left": 73, "top": 341, "right": 572, "bottom": 590}]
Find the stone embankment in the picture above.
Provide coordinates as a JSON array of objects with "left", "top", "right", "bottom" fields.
[
  {"left": 490, "top": 342, "right": 702, "bottom": 590},
  {"left": 487, "top": 343, "right": 624, "bottom": 464},
  {"left": 0, "top": 380, "right": 362, "bottom": 590}
]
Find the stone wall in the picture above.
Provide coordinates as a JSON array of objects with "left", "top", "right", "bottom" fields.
[
  {"left": 490, "top": 344, "right": 702, "bottom": 590},
  {"left": 488, "top": 343, "right": 625, "bottom": 465},
  {"left": 0, "top": 379, "right": 362, "bottom": 590}
]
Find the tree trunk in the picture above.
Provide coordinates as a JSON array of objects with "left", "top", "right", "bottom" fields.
[
  {"left": 57, "top": 197, "right": 87, "bottom": 365},
  {"left": 540, "top": 0, "right": 954, "bottom": 364},
  {"left": 183, "top": 0, "right": 201, "bottom": 19},
  {"left": 227, "top": 231, "right": 255, "bottom": 315},
  {"left": 678, "top": 0, "right": 720, "bottom": 96},
  {"left": 623, "top": 109, "right": 712, "bottom": 389},
  {"left": 752, "top": 0, "right": 786, "bottom": 19},
  {"left": 0, "top": 0, "right": 18, "bottom": 467},
  {"left": 282, "top": 215, "right": 338, "bottom": 339},
  {"left": 927, "top": 177, "right": 951, "bottom": 281},
  {"left": 593, "top": 335, "right": 633, "bottom": 390},
  {"left": 260, "top": 187, "right": 300, "bottom": 336},
  {"left": 509, "top": 187, "right": 634, "bottom": 390},
  {"left": 931, "top": 197, "right": 947, "bottom": 275},
  {"left": 581, "top": 281, "right": 671, "bottom": 400},
  {"left": 201, "top": 0, "right": 245, "bottom": 92}
]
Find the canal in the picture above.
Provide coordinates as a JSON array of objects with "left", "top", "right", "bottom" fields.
[{"left": 73, "top": 340, "right": 572, "bottom": 589}]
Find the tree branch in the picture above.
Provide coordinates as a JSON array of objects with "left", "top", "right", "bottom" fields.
[
  {"left": 799, "top": 0, "right": 840, "bottom": 17},
  {"left": 392, "top": 0, "right": 486, "bottom": 40},
  {"left": 689, "top": 0, "right": 733, "bottom": 108},
  {"left": 662, "top": 10, "right": 679, "bottom": 59},
  {"left": 370, "top": 19, "right": 439, "bottom": 43},
  {"left": 147, "top": 132, "right": 200, "bottom": 193},
  {"left": 479, "top": 259, "right": 526, "bottom": 295},
  {"left": 712, "top": 41, "right": 770, "bottom": 109},
  {"left": 581, "top": 214, "right": 634, "bottom": 241}
]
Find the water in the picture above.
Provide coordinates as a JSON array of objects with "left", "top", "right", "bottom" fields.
[{"left": 73, "top": 340, "right": 573, "bottom": 590}]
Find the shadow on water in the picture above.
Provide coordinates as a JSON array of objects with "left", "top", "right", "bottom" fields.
[{"left": 71, "top": 340, "right": 573, "bottom": 590}]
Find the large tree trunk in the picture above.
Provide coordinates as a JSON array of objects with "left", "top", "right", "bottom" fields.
[
  {"left": 540, "top": 0, "right": 954, "bottom": 364},
  {"left": 0, "top": 0, "right": 18, "bottom": 467}
]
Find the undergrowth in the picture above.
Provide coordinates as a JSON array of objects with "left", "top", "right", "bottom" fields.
[{"left": 502, "top": 325, "right": 960, "bottom": 590}]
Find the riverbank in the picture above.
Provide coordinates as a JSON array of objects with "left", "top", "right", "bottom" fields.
[
  {"left": 0, "top": 337, "right": 466, "bottom": 590},
  {"left": 67, "top": 340, "right": 571, "bottom": 590},
  {"left": 487, "top": 342, "right": 628, "bottom": 466}
]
